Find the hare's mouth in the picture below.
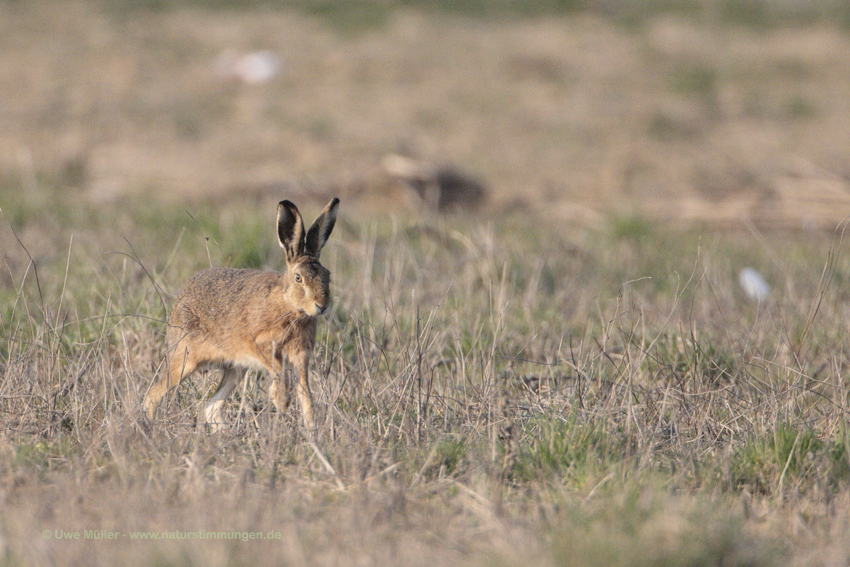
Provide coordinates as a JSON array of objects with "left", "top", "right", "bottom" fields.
[{"left": 314, "top": 302, "right": 329, "bottom": 315}]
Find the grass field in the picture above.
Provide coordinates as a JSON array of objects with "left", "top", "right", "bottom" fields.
[
  {"left": 4, "top": 1, "right": 850, "bottom": 566},
  {"left": 5, "top": 184, "right": 850, "bottom": 565}
]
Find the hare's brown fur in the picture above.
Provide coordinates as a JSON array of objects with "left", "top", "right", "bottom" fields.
[{"left": 143, "top": 198, "right": 339, "bottom": 433}]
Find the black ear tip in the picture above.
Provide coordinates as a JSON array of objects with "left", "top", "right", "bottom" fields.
[
  {"left": 331, "top": 197, "right": 340, "bottom": 206},
  {"left": 278, "top": 201, "right": 302, "bottom": 221}
]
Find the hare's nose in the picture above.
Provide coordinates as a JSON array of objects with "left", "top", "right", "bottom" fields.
[{"left": 315, "top": 303, "right": 327, "bottom": 314}]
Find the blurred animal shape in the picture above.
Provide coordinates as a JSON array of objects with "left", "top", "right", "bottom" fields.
[{"left": 382, "top": 154, "right": 486, "bottom": 213}]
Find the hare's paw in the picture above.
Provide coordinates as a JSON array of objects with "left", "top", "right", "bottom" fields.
[
  {"left": 204, "top": 400, "right": 230, "bottom": 432},
  {"left": 269, "top": 378, "right": 291, "bottom": 412}
]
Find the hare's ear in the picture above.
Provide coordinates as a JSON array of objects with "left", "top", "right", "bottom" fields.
[
  {"left": 277, "top": 200, "right": 306, "bottom": 262},
  {"left": 305, "top": 197, "right": 339, "bottom": 258}
]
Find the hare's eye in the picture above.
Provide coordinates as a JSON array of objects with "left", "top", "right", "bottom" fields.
[{"left": 294, "top": 273, "right": 302, "bottom": 283}]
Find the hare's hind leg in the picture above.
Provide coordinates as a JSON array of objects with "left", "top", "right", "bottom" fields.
[
  {"left": 204, "top": 365, "right": 245, "bottom": 431},
  {"left": 144, "top": 347, "right": 198, "bottom": 419}
]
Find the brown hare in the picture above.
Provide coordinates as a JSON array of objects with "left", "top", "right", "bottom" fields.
[{"left": 143, "top": 198, "right": 339, "bottom": 434}]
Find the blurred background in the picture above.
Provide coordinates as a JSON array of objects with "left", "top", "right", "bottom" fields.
[{"left": 2, "top": 0, "right": 850, "bottom": 228}]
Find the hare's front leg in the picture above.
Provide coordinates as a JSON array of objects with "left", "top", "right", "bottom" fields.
[
  {"left": 268, "top": 376, "right": 291, "bottom": 413},
  {"left": 266, "top": 350, "right": 291, "bottom": 415},
  {"left": 292, "top": 351, "right": 315, "bottom": 433}
]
